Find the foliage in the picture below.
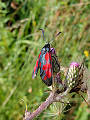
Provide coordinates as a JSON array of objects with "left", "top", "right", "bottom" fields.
[{"left": 0, "top": 0, "right": 90, "bottom": 120}]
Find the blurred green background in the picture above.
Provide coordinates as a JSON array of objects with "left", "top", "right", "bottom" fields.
[{"left": 0, "top": 0, "right": 90, "bottom": 120}]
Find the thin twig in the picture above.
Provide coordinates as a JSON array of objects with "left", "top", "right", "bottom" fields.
[
  {"left": 24, "top": 92, "right": 54, "bottom": 120},
  {"left": 23, "top": 89, "right": 69, "bottom": 120}
]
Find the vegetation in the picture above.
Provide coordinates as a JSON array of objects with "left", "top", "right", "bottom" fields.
[{"left": 0, "top": 0, "right": 90, "bottom": 120}]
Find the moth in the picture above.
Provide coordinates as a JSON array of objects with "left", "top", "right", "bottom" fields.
[{"left": 32, "top": 29, "right": 61, "bottom": 86}]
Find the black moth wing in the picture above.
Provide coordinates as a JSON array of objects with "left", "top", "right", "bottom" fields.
[
  {"left": 40, "top": 43, "right": 52, "bottom": 86},
  {"left": 51, "top": 54, "right": 60, "bottom": 73}
]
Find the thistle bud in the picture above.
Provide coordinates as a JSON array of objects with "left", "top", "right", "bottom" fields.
[{"left": 66, "top": 62, "right": 80, "bottom": 91}]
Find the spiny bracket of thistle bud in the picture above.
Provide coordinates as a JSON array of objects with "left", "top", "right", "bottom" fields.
[{"left": 65, "top": 62, "right": 85, "bottom": 93}]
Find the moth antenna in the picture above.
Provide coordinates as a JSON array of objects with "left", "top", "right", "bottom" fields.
[
  {"left": 77, "top": 92, "right": 89, "bottom": 106},
  {"left": 50, "top": 32, "right": 62, "bottom": 44},
  {"left": 40, "top": 28, "right": 46, "bottom": 41}
]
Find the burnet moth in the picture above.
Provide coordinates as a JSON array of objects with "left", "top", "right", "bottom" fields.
[{"left": 32, "top": 29, "right": 61, "bottom": 86}]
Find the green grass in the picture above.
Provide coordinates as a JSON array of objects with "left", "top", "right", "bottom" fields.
[{"left": 0, "top": 0, "right": 90, "bottom": 120}]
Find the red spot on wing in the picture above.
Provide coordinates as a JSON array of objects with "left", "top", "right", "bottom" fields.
[
  {"left": 45, "top": 52, "right": 49, "bottom": 62},
  {"left": 35, "top": 51, "right": 41, "bottom": 69},
  {"left": 36, "top": 59, "right": 39, "bottom": 67},
  {"left": 49, "top": 52, "right": 52, "bottom": 61},
  {"left": 33, "top": 59, "right": 39, "bottom": 77},
  {"left": 42, "top": 51, "right": 52, "bottom": 79},
  {"left": 32, "top": 51, "right": 41, "bottom": 78},
  {"left": 44, "top": 75, "right": 47, "bottom": 80},
  {"left": 42, "top": 63, "right": 51, "bottom": 71},
  {"left": 46, "top": 69, "right": 52, "bottom": 78},
  {"left": 39, "top": 62, "right": 41, "bottom": 67},
  {"left": 43, "top": 52, "right": 52, "bottom": 70}
]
